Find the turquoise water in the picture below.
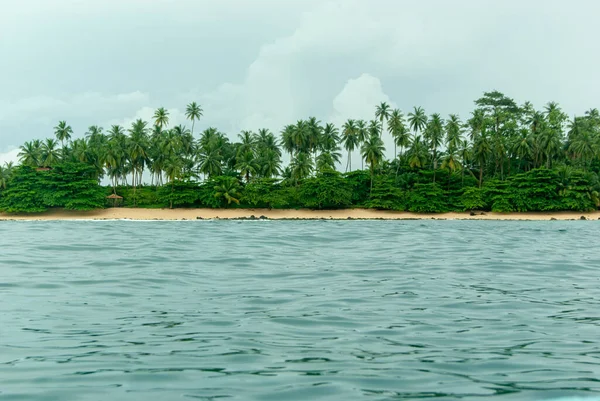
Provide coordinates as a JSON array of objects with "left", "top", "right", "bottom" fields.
[{"left": 1, "top": 221, "right": 599, "bottom": 401}]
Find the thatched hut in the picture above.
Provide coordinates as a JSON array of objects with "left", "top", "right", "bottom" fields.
[{"left": 106, "top": 193, "right": 123, "bottom": 207}]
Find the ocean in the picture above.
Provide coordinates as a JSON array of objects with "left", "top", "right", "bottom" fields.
[{"left": 1, "top": 220, "right": 599, "bottom": 400}]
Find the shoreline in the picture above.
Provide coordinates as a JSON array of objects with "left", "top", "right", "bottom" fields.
[{"left": 1, "top": 208, "right": 599, "bottom": 221}]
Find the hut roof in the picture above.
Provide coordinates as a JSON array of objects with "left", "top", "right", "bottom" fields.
[
  {"left": 106, "top": 194, "right": 123, "bottom": 199},
  {"left": 36, "top": 167, "right": 52, "bottom": 171}
]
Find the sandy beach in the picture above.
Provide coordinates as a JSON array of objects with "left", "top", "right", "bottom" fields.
[{"left": 1, "top": 208, "right": 599, "bottom": 221}]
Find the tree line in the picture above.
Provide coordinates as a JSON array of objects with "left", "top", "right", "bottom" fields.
[{"left": 1, "top": 91, "right": 600, "bottom": 213}]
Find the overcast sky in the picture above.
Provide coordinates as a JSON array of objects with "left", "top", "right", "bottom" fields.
[{"left": 1, "top": 0, "right": 599, "bottom": 164}]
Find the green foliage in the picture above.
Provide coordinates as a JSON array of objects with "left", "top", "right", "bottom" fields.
[
  {"left": 365, "top": 176, "right": 405, "bottom": 210},
  {"left": 406, "top": 183, "right": 448, "bottom": 213},
  {"left": 298, "top": 171, "right": 353, "bottom": 209},
  {"left": 242, "top": 178, "right": 293, "bottom": 209},
  {"left": 158, "top": 180, "right": 201, "bottom": 208},
  {"left": 344, "top": 170, "right": 371, "bottom": 206},
  {"left": 461, "top": 187, "right": 486, "bottom": 211},
  {"left": 0, "top": 163, "right": 104, "bottom": 213}
]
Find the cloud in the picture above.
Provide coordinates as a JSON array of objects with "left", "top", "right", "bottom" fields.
[
  {"left": 329, "top": 74, "right": 395, "bottom": 126},
  {"left": 0, "top": 148, "right": 20, "bottom": 166}
]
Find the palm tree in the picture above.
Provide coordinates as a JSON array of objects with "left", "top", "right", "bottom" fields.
[
  {"left": 185, "top": 102, "right": 203, "bottom": 136},
  {"left": 236, "top": 150, "right": 258, "bottom": 183},
  {"left": 281, "top": 125, "right": 296, "bottom": 159},
  {"left": 290, "top": 151, "right": 313, "bottom": 182},
  {"left": 375, "top": 102, "right": 391, "bottom": 138},
  {"left": 54, "top": 120, "right": 73, "bottom": 150},
  {"left": 316, "top": 150, "right": 342, "bottom": 173},
  {"left": 408, "top": 106, "right": 427, "bottom": 135},
  {"left": 407, "top": 136, "right": 429, "bottom": 169},
  {"left": 342, "top": 119, "right": 358, "bottom": 172},
  {"left": 18, "top": 140, "right": 42, "bottom": 167},
  {"left": 258, "top": 149, "right": 282, "bottom": 178},
  {"left": 361, "top": 133, "right": 385, "bottom": 191},
  {"left": 388, "top": 109, "right": 409, "bottom": 159},
  {"left": 41, "top": 138, "right": 61, "bottom": 167},
  {"left": 163, "top": 155, "right": 184, "bottom": 208},
  {"left": 472, "top": 133, "right": 491, "bottom": 187},
  {"left": 197, "top": 141, "right": 223, "bottom": 178},
  {"left": 0, "top": 162, "right": 14, "bottom": 189},
  {"left": 214, "top": 177, "right": 242, "bottom": 206},
  {"left": 445, "top": 114, "right": 462, "bottom": 152},
  {"left": 356, "top": 120, "right": 368, "bottom": 169},
  {"left": 153, "top": 107, "right": 170, "bottom": 129},
  {"left": 425, "top": 113, "right": 444, "bottom": 182}
]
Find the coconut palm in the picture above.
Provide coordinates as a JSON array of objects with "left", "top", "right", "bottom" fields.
[
  {"left": 18, "top": 140, "right": 42, "bottom": 167},
  {"left": 473, "top": 133, "right": 492, "bottom": 187},
  {"left": 342, "top": 119, "right": 358, "bottom": 172},
  {"left": 54, "top": 120, "right": 73, "bottom": 150},
  {"left": 214, "top": 177, "right": 242, "bottom": 206},
  {"left": 185, "top": 102, "right": 203, "bottom": 136},
  {"left": 236, "top": 150, "right": 258, "bottom": 183},
  {"left": 361, "top": 132, "right": 385, "bottom": 191},
  {"left": 41, "top": 139, "right": 61, "bottom": 167},
  {"left": 356, "top": 120, "right": 368, "bottom": 169},
  {"left": 445, "top": 114, "right": 462, "bottom": 152},
  {"left": 290, "top": 151, "right": 313, "bottom": 182},
  {"left": 375, "top": 102, "right": 391, "bottom": 137},
  {"left": 408, "top": 106, "right": 427, "bottom": 134},
  {"left": 388, "top": 109, "right": 409, "bottom": 159},
  {"left": 407, "top": 136, "right": 429, "bottom": 169},
  {"left": 425, "top": 113, "right": 444, "bottom": 182},
  {"left": 258, "top": 149, "right": 282, "bottom": 178},
  {"left": 153, "top": 107, "right": 170, "bottom": 129},
  {"left": 0, "top": 162, "right": 14, "bottom": 189}
]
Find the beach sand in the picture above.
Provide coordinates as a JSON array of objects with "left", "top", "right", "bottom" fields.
[{"left": 1, "top": 208, "right": 599, "bottom": 221}]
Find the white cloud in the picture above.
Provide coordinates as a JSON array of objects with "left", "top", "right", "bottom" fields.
[
  {"left": 0, "top": 148, "right": 20, "bottom": 166},
  {"left": 0, "top": 91, "right": 150, "bottom": 125},
  {"left": 329, "top": 74, "right": 395, "bottom": 126}
]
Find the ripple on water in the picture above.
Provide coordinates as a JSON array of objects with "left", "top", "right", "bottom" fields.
[{"left": 0, "top": 220, "right": 599, "bottom": 400}]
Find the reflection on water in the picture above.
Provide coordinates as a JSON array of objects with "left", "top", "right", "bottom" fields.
[{"left": 1, "top": 220, "right": 599, "bottom": 400}]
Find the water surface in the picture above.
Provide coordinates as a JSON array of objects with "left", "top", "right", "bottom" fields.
[{"left": 1, "top": 221, "right": 599, "bottom": 400}]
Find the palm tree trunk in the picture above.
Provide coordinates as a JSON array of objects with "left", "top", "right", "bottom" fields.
[{"left": 479, "top": 165, "right": 484, "bottom": 188}]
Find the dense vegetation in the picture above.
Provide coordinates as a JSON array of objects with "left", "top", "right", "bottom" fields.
[{"left": 1, "top": 91, "right": 600, "bottom": 213}]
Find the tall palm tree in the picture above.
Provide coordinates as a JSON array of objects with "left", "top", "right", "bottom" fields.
[
  {"left": 408, "top": 106, "right": 427, "bottom": 135},
  {"left": 445, "top": 114, "right": 462, "bottom": 152},
  {"left": 54, "top": 120, "right": 73, "bottom": 150},
  {"left": 185, "top": 102, "right": 203, "bottom": 136},
  {"left": 356, "top": 120, "right": 368, "bottom": 170},
  {"left": 342, "top": 119, "right": 358, "bottom": 172},
  {"left": 153, "top": 107, "right": 170, "bottom": 129},
  {"left": 473, "top": 133, "right": 491, "bottom": 187},
  {"left": 236, "top": 150, "right": 258, "bottom": 183},
  {"left": 41, "top": 138, "right": 61, "bottom": 167},
  {"left": 0, "top": 162, "right": 15, "bottom": 190},
  {"left": 290, "top": 151, "right": 313, "bottom": 182},
  {"left": 406, "top": 136, "right": 429, "bottom": 169},
  {"left": 18, "top": 140, "right": 42, "bottom": 167},
  {"left": 387, "top": 109, "right": 408, "bottom": 159},
  {"left": 375, "top": 102, "right": 391, "bottom": 138},
  {"left": 425, "top": 113, "right": 444, "bottom": 182},
  {"left": 361, "top": 132, "right": 385, "bottom": 191}
]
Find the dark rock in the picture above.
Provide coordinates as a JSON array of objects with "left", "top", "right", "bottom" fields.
[
  {"left": 550, "top": 218, "right": 557, "bottom": 221},
  {"left": 580, "top": 216, "right": 587, "bottom": 220},
  {"left": 196, "top": 217, "right": 203, "bottom": 220},
  {"left": 480, "top": 212, "right": 487, "bottom": 216},
  {"left": 249, "top": 215, "right": 257, "bottom": 220},
  {"left": 469, "top": 211, "right": 477, "bottom": 216},
  {"left": 259, "top": 215, "right": 268, "bottom": 220},
  {"left": 347, "top": 217, "right": 354, "bottom": 220}
]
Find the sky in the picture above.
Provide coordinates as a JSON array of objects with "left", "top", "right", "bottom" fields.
[{"left": 1, "top": 0, "right": 599, "bottom": 165}]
